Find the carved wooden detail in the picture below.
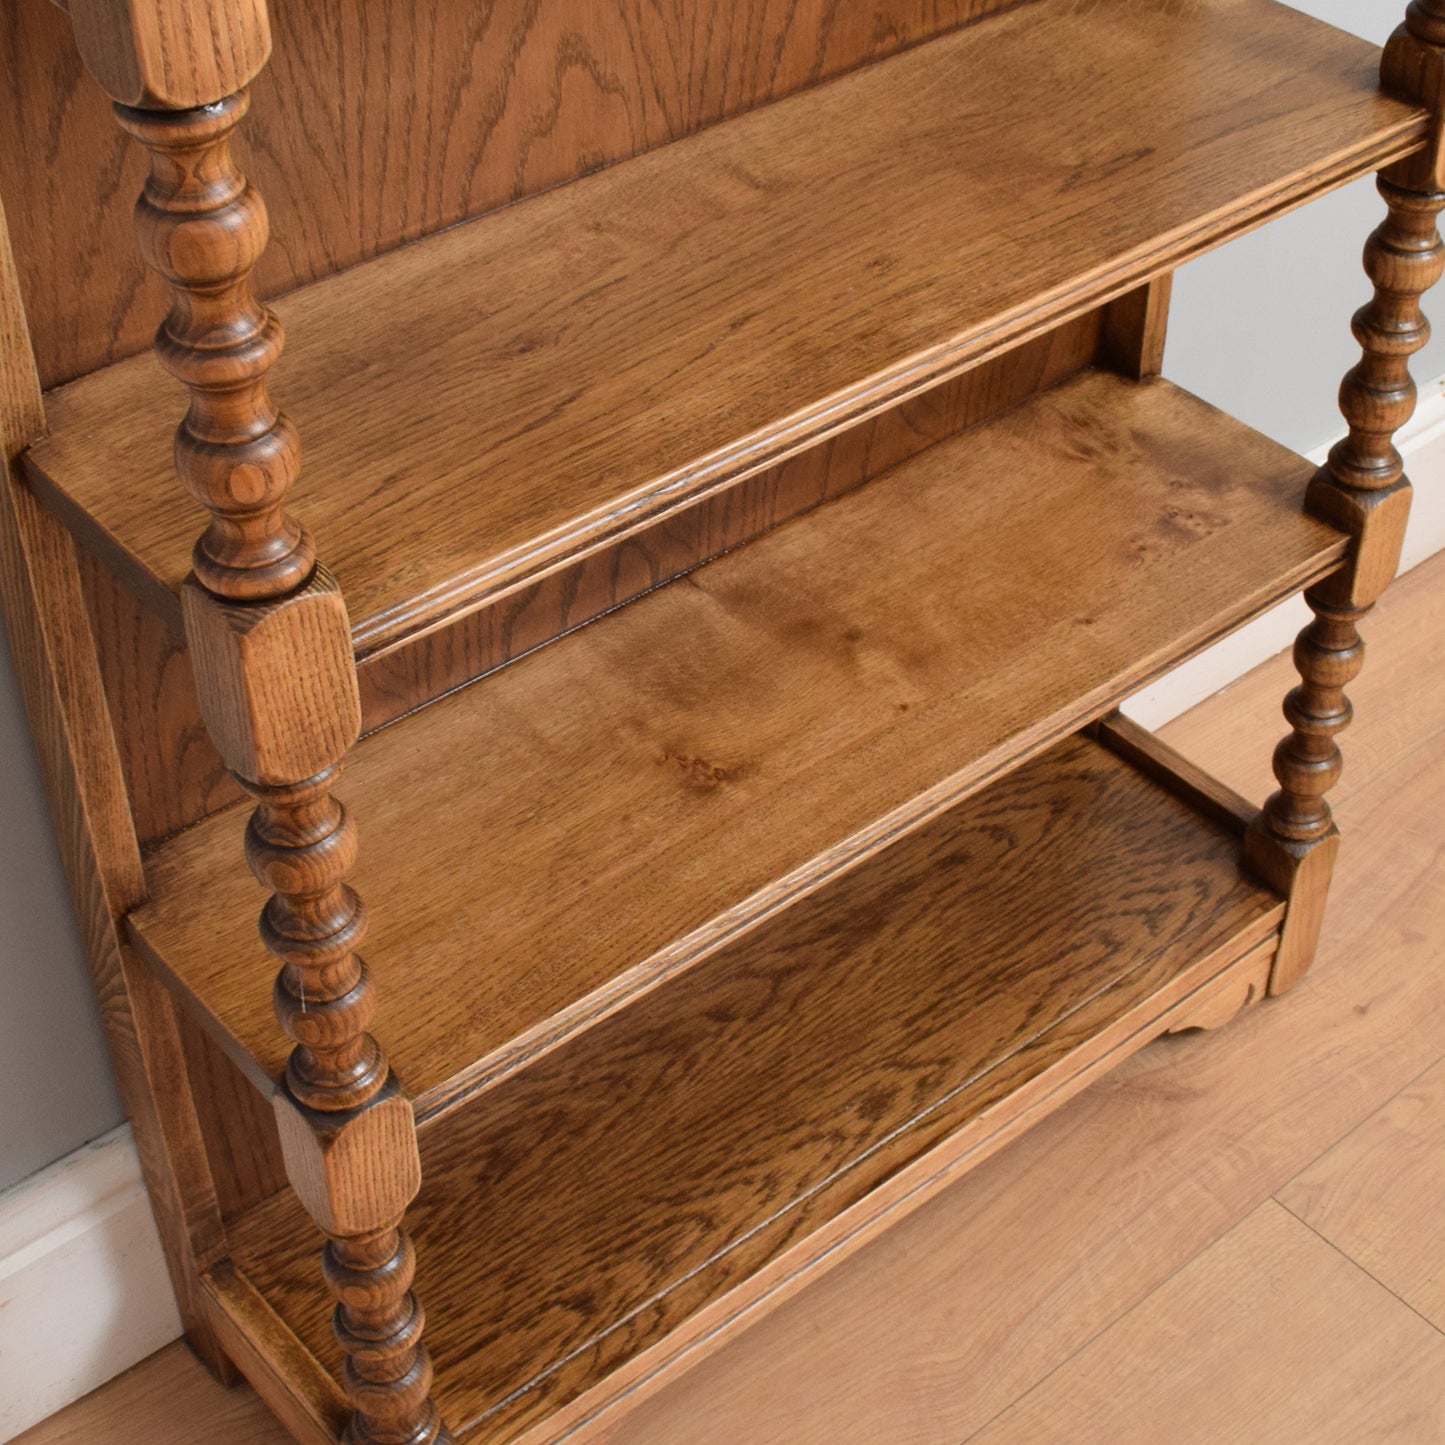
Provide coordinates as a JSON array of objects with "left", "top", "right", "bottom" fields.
[
  {"left": 7, "top": 2, "right": 1441, "bottom": 1440},
  {"left": 112, "top": 93, "right": 312, "bottom": 603},
  {"left": 1384, "top": 0, "right": 1445, "bottom": 191},
  {"left": 325, "top": 1225, "right": 440, "bottom": 1445},
  {"left": 1259, "top": 599, "right": 1367, "bottom": 850},
  {"left": 1306, "top": 180, "right": 1445, "bottom": 607},
  {"left": 65, "top": 13, "right": 450, "bottom": 1438},
  {"left": 1249, "top": 173, "right": 1445, "bottom": 993}
]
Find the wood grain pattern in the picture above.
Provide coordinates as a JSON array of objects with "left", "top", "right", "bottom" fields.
[
  {"left": 0, "top": 0, "right": 1023, "bottom": 389},
  {"left": 969, "top": 1202, "right": 1445, "bottom": 1445},
  {"left": 1384, "top": 0, "right": 1445, "bottom": 192},
  {"left": 1165, "top": 938, "right": 1274, "bottom": 1034},
  {"left": 24, "top": 555, "right": 1445, "bottom": 1445},
  {"left": 1247, "top": 176, "right": 1445, "bottom": 992},
  {"left": 183, "top": 570, "right": 360, "bottom": 784},
  {"left": 1100, "top": 273, "right": 1173, "bottom": 381},
  {"left": 1278, "top": 1053, "right": 1445, "bottom": 1331},
  {"left": 584, "top": 560, "right": 1445, "bottom": 1445},
  {"left": 78, "top": 545, "right": 244, "bottom": 846},
  {"left": 176, "top": 1006, "right": 288, "bottom": 1223},
  {"left": 1095, "top": 710, "right": 1257, "bottom": 835},
  {"left": 0, "top": 198, "right": 233, "bottom": 1372},
  {"left": 23, "top": 0, "right": 1422, "bottom": 662},
  {"left": 112, "top": 90, "right": 314, "bottom": 602},
  {"left": 222, "top": 735, "right": 1283, "bottom": 1442},
  {"left": 519, "top": 933, "right": 1284, "bottom": 1445},
  {"left": 128, "top": 371, "right": 1343, "bottom": 1118},
  {"left": 66, "top": 0, "right": 270, "bottom": 109},
  {"left": 83, "top": 313, "right": 1100, "bottom": 851},
  {"left": 96, "top": 46, "right": 445, "bottom": 1438},
  {"left": 201, "top": 1268, "right": 348, "bottom": 1445},
  {"left": 352, "top": 314, "right": 1105, "bottom": 734}
]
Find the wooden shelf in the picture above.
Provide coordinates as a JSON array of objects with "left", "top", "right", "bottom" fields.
[
  {"left": 211, "top": 733, "right": 1284, "bottom": 1443},
  {"left": 24, "top": 0, "right": 1419, "bottom": 660},
  {"left": 128, "top": 370, "right": 1344, "bottom": 1120}
]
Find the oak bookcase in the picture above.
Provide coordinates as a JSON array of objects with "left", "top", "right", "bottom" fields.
[{"left": 0, "top": 2, "right": 1439, "bottom": 1440}]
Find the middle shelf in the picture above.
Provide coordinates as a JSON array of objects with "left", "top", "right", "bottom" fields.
[{"left": 128, "top": 369, "right": 1344, "bottom": 1120}]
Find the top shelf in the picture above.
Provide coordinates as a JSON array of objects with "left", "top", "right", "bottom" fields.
[{"left": 26, "top": 0, "right": 1422, "bottom": 657}]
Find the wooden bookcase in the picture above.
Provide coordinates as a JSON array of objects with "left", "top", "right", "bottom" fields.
[{"left": 0, "top": 2, "right": 1439, "bottom": 1440}]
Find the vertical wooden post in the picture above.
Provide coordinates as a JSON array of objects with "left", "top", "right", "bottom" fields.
[
  {"left": 1246, "top": 2, "right": 1445, "bottom": 994},
  {"left": 1101, "top": 273, "right": 1174, "bottom": 380},
  {"left": 0, "top": 188, "right": 238, "bottom": 1380},
  {"left": 64, "top": 5, "right": 449, "bottom": 1440}
]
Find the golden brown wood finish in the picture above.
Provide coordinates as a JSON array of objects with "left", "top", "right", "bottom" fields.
[
  {"left": 67, "top": 0, "right": 270, "bottom": 108},
  {"left": 1247, "top": 176, "right": 1445, "bottom": 993},
  {"left": 176, "top": 1006, "right": 288, "bottom": 1224},
  {"left": 527, "top": 932, "right": 1286, "bottom": 1445},
  {"left": 1095, "top": 711, "right": 1257, "bottom": 836},
  {"left": 76, "top": 545, "right": 242, "bottom": 846},
  {"left": 1100, "top": 274, "right": 1174, "bottom": 381},
  {"left": 570, "top": 563, "right": 1445, "bottom": 1442},
  {"left": 221, "top": 735, "right": 1284, "bottom": 1442},
  {"left": 23, "top": 0, "right": 1422, "bottom": 666},
  {"left": 78, "top": 31, "right": 447, "bottom": 1440},
  {"left": 1165, "top": 939, "right": 1275, "bottom": 1035},
  {"left": 1385, "top": 0, "right": 1445, "bottom": 192},
  {"left": 353, "top": 314, "right": 1104, "bottom": 735},
  {"left": 112, "top": 91, "right": 312, "bottom": 602},
  {"left": 128, "top": 371, "right": 1343, "bottom": 1119},
  {"left": 24, "top": 554, "right": 1445, "bottom": 1445},
  {"left": 201, "top": 1267, "right": 348, "bottom": 1445},
  {"left": 0, "top": 198, "right": 234, "bottom": 1372},
  {"left": 81, "top": 314, "right": 1100, "bottom": 850},
  {"left": 0, "top": 0, "right": 1025, "bottom": 389}
]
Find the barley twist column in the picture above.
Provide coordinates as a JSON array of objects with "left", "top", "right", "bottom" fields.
[
  {"left": 66, "top": 4, "right": 450, "bottom": 1437},
  {"left": 1246, "top": 136, "right": 1445, "bottom": 992}
]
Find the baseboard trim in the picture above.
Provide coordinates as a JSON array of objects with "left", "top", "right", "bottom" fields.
[
  {"left": 0, "top": 1125, "right": 181, "bottom": 1442},
  {"left": 7, "top": 378, "right": 1445, "bottom": 1438}
]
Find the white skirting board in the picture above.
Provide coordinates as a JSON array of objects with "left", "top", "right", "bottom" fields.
[
  {"left": 0, "top": 1126, "right": 181, "bottom": 1441},
  {"left": 3, "top": 379, "right": 1445, "bottom": 1440}
]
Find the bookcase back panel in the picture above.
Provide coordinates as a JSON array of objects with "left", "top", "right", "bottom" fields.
[{"left": 0, "top": 0, "right": 1020, "bottom": 389}]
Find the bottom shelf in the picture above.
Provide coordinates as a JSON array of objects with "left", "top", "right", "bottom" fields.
[{"left": 211, "top": 732, "right": 1284, "bottom": 1443}]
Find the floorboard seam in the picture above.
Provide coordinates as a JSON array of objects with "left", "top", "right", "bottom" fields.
[
  {"left": 1271, "top": 1198, "right": 1445, "bottom": 1341},
  {"left": 950, "top": 1191, "right": 1281, "bottom": 1443}
]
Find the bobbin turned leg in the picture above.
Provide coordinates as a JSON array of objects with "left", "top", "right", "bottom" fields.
[
  {"left": 64, "top": 4, "right": 450, "bottom": 1440},
  {"left": 1246, "top": 8, "right": 1445, "bottom": 993}
]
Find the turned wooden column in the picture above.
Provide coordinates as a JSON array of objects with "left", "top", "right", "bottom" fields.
[
  {"left": 65, "top": 5, "right": 448, "bottom": 1441},
  {"left": 1247, "top": 2, "right": 1445, "bottom": 993}
]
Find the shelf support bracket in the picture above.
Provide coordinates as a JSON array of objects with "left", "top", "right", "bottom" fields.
[
  {"left": 1246, "top": 3, "right": 1445, "bottom": 994},
  {"left": 63, "top": 5, "right": 452, "bottom": 1440}
]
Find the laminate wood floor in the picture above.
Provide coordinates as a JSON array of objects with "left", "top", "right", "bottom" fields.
[{"left": 21, "top": 551, "right": 1445, "bottom": 1445}]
